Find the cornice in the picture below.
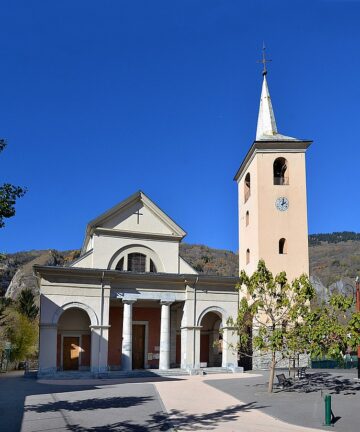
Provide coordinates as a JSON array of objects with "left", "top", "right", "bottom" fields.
[
  {"left": 33, "top": 265, "right": 239, "bottom": 287},
  {"left": 234, "top": 139, "right": 312, "bottom": 182},
  {"left": 93, "top": 227, "right": 182, "bottom": 242}
]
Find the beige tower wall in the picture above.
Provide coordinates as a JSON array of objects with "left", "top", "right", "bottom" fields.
[
  {"left": 238, "top": 149, "right": 309, "bottom": 282},
  {"left": 238, "top": 157, "right": 260, "bottom": 275}
]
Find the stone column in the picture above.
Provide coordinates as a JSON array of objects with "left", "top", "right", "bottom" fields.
[
  {"left": 159, "top": 301, "right": 173, "bottom": 370},
  {"left": 121, "top": 299, "right": 136, "bottom": 371},
  {"left": 170, "top": 307, "right": 177, "bottom": 366}
]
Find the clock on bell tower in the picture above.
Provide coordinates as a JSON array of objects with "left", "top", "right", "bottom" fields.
[{"left": 234, "top": 58, "right": 312, "bottom": 282}]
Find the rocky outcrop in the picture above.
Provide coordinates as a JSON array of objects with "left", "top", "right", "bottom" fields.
[
  {"left": 3, "top": 250, "right": 80, "bottom": 301},
  {"left": 1, "top": 237, "right": 359, "bottom": 303}
]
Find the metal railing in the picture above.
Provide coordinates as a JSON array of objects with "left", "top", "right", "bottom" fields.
[{"left": 274, "top": 176, "right": 289, "bottom": 185}]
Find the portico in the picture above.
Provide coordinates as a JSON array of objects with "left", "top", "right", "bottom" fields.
[{"left": 35, "top": 191, "right": 240, "bottom": 377}]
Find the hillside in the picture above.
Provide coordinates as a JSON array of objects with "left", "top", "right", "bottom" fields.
[{"left": 1, "top": 232, "right": 360, "bottom": 300}]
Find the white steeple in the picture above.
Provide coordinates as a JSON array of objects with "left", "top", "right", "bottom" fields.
[
  {"left": 256, "top": 74, "right": 278, "bottom": 140},
  {"left": 255, "top": 44, "right": 298, "bottom": 142}
]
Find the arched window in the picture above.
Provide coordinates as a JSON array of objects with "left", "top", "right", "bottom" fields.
[
  {"left": 246, "top": 249, "right": 250, "bottom": 265},
  {"left": 245, "top": 211, "right": 249, "bottom": 226},
  {"left": 150, "top": 259, "right": 157, "bottom": 273},
  {"left": 273, "top": 157, "right": 289, "bottom": 185},
  {"left": 128, "top": 253, "right": 146, "bottom": 272},
  {"left": 279, "top": 238, "right": 287, "bottom": 254},
  {"left": 116, "top": 257, "right": 124, "bottom": 271},
  {"left": 110, "top": 245, "right": 162, "bottom": 273},
  {"left": 244, "top": 173, "right": 251, "bottom": 202}
]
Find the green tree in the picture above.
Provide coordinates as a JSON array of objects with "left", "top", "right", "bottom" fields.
[
  {"left": 0, "top": 139, "right": 26, "bottom": 228},
  {"left": 17, "top": 288, "right": 39, "bottom": 320},
  {"left": 0, "top": 307, "right": 38, "bottom": 363},
  {"left": 232, "top": 260, "right": 360, "bottom": 393},
  {"left": 304, "top": 294, "right": 360, "bottom": 360},
  {"left": 231, "top": 260, "right": 315, "bottom": 393}
]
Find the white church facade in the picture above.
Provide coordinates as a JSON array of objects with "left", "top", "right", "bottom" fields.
[
  {"left": 35, "top": 67, "right": 311, "bottom": 376},
  {"left": 35, "top": 191, "right": 240, "bottom": 375}
]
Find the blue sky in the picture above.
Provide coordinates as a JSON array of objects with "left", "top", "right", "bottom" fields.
[{"left": 0, "top": 0, "right": 359, "bottom": 253}]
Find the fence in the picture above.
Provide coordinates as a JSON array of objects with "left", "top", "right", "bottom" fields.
[{"left": 311, "top": 356, "right": 358, "bottom": 369}]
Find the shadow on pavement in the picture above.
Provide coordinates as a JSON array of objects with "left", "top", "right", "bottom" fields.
[
  {"left": 66, "top": 401, "right": 268, "bottom": 431},
  {"left": 0, "top": 371, "right": 180, "bottom": 432},
  {"left": 278, "top": 372, "right": 360, "bottom": 395},
  {"left": 25, "top": 395, "right": 154, "bottom": 413}
]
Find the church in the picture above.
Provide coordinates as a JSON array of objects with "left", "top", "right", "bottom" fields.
[{"left": 35, "top": 67, "right": 311, "bottom": 376}]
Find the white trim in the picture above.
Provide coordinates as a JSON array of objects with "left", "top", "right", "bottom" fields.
[
  {"left": 52, "top": 302, "right": 99, "bottom": 326},
  {"left": 197, "top": 306, "right": 228, "bottom": 326},
  {"left": 108, "top": 244, "right": 163, "bottom": 272},
  {"left": 236, "top": 148, "right": 306, "bottom": 184},
  {"left": 132, "top": 321, "right": 149, "bottom": 369}
]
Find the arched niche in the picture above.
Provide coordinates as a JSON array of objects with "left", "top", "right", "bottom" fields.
[{"left": 244, "top": 173, "right": 251, "bottom": 202}]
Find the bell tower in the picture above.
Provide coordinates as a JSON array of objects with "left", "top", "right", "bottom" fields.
[{"left": 234, "top": 57, "right": 312, "bottom": 282}]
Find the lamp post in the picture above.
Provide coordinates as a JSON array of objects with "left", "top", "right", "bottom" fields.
[{"left": 356, "top": 276, "right": 360, "bottom": 379}]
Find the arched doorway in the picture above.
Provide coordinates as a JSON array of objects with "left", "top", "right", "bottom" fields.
[
  {"left": 57, "top": 308, "right": 91, "bottom": 371},
  {"left": 199, "top": 311, "right": 222, "bottom": 367}
]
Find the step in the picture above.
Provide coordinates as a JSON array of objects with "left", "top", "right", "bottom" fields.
[{"left": 37, "top": 366, "right": 243, "bottom": 380}]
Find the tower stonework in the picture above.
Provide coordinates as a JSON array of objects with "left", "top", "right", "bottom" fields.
[{"left": 234, "top": 74, "right": 312, "bottom": 283}]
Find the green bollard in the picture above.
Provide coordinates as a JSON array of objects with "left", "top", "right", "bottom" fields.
[{"left": 324, "top": 394, "right": 332, "bottom": 426}]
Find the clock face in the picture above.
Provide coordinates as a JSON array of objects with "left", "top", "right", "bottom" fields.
[{"left": 275, "top": 197, "right": 289, "bottom": 212}]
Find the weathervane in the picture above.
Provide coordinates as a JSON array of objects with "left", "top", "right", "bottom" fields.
[{"left": 257, "top": 42, "right": 272, "bottom": 76}]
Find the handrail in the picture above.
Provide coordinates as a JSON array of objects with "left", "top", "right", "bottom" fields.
[{"left": 274, "top": 176, "right": 289, "bottom": 185}]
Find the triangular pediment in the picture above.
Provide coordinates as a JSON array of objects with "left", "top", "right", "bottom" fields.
[{"left": 82, "top": 191, "right": 186, "bottom": 251}]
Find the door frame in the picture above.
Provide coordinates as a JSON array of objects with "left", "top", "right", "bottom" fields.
[
  {"left": 132, "top": 321, "right": 149, "bottom": 369},
  {"left": 61, "top": 333, "right": 83, "bottom": 370}
]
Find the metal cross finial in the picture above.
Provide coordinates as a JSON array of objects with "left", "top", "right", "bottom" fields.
[{"left": 257, "top": 43, "right": 272, "bottom": 76}]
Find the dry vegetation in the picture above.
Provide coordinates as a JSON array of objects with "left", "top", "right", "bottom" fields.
[{"left": 1, "top": 232, "right": 360, "bottom": 299}]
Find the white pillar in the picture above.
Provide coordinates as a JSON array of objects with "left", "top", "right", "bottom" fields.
[
  {"left": 159, "top": 301, "right": 172, "bottom": 370},
  {"left": 121, "top": 299, "right": 136, "bottom": 371},
  {"left": 222, "top": 326, "right": 238, "bottom": 369},
  {"left": 170, "top": 307, "right": 177, "bottom": 366},
  {"left": 38, "top": 324, "right": 57, "bottom": 375},
  {"left": 90, "top": 325, "right": 111, "bottom": 373}
]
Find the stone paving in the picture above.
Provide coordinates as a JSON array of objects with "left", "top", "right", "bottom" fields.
[
  {"left": 1, "top": 369, "right": 359, "bottom": 431},
  {"left": 205, "top": 369, "right": 360, "bottom": 432}
]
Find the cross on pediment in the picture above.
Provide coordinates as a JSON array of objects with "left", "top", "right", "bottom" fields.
[{"left": 134, "top": 209, "right": 143, "bottom": 224}]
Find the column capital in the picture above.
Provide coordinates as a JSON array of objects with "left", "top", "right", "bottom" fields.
[
  {"left": 122, "top": 299, "right": 137, "bottom": 305},
  {"left": 160, "top": 300, "right": 173, "bottom": 306}
]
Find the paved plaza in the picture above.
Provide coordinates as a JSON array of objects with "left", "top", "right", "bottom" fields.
[{"left": 0, "top": 369, "right": 359, "bottom": 431}]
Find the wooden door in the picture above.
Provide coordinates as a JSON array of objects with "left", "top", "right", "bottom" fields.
[
  {"left": 132, "top": 325, "right": 145, "bottom": 369},
  {"left": 63, "top": 337, "right": 80, "bottom": 370}
]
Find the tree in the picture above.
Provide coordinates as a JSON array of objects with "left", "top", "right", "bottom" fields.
[
  {"left": 231, "top": 260, "right": 315, "bottom": 393},
  {"left": 0, "top": 307, "right": 38, "bottom": 363},
  {"left": 232, "top": 260, "right": 360, "bottom": 393},
  {"left": 17, "top": 288, "right": 39, "bottom": 320},
  {"left": 0, "top": 139, "right": 26, "bottom": 228},
  {"left": 304, "top": 294, "right": 360, "bottom": 361}
]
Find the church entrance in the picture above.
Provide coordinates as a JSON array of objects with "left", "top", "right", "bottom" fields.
[
  {"left": 199, "top": 311, "right": 222, "bottom": 367},
  {"left": 57, "top": 307, "right": 91, "bottom": 371},
  {"left": 132, "top": 324, "right": 145, "bottom": 369},
  {"left": 63, "top": 336, "right": 80, "bottom": 370}
]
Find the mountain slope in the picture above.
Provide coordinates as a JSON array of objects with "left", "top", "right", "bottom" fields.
[{"left": 1, "top": 232, "right": 360, "bottom": 301}]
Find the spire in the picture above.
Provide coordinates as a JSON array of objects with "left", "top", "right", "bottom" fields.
[
  {"left": 255, "top": 44, "right": 298, "bottom": 142},
  {"left": 256, "top": 74, "right": 278, "bottom": 140}
]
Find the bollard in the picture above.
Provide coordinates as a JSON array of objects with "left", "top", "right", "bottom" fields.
[{"left": 324, "top": 394, "right": 332, "bottom": 426}]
